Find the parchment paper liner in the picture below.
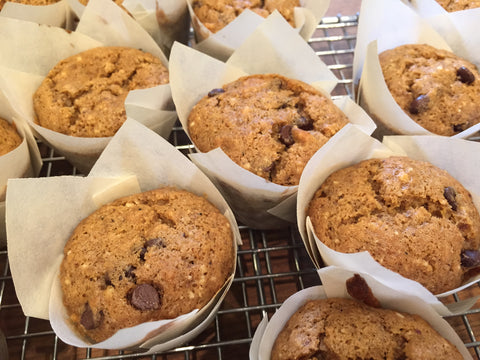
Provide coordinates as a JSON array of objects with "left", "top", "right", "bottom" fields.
[
  {"left": 186, "top": 0, "right": 330, "bottom": 61},
  {"left": 249, "top": 266, "right": 472, "bottom": 360},
  {"left": 169, "top": 12, "right": 376, "bottom": 229},
  {"left": 0, "top": 0, "right": 176, "bottom": 174},
  {"left": 296, "top": 124, "right": 480, "bottom": 311},
  {"left": 7, "top": 119, "right": 241, "bottom": 350},
  {"left": 0, "top": 0, "right": 190, "bottom": 57},
  {"left": 352, "top": 0, "right": 480, "bottom": 139},
  {"left": 401, "top": 0, "right": 480, "bottom": 69}
]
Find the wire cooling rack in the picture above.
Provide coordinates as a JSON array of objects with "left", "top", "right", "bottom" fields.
[{"left": 2, "top": 14, "right": 480, "bottom": 360}]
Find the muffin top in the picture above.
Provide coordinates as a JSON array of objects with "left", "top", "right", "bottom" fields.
[
  {"left": 379, "top": 43, "right": 480, "bottom": 136},
  {"left": 192, "top": 0, "right": 299, "bottom": 33},
  {"left": 60, "top": 187, "right": 235, "bottom": 343},
  {"left": 307, "top": 156, "right": 480, "bottom": 294},
  {"left": 33, "top": 46, "right": 169, "bottom": 138},
  {"left": 187, "top": 74, "right": 349, "bottom": 186},
  {"left": 0, "top": 118, "right": 22, "bottom": 156},
  {"left": 271, "top": 297, "right": 463, "bottom": 360},
  {"left": 435, "top": 0, "right": 480, "bottom": 11}
]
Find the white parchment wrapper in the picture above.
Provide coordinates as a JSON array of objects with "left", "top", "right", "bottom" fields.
[
  {"left": 0, "top": 0, "right": 176, "bottom": 174},
  {"left": 402, "top": 0, "right": 480, "bottom": 69},
  {"left": 352, "top": 0, "right": 480, "bottom": 139},
  {"left": 169, "top": 12, "right": 376, "bottom": 229},
  {"left": 296, "top": 124, "right": 480, "bottom": 310},
  {"left": 250, "top": 267, "right": 472, "bottom": 360},
  {"left": 0, "top": 0, "right": 68, "bottom": 27},
  {"left": 187, "top": 0, "right": 330, "bottom": 61},
  {"left": 66, "top": 0, "right": 190, "bottom": 57},
  {"left": 7, "top": 119, "right": 240, "bottom": 350}
]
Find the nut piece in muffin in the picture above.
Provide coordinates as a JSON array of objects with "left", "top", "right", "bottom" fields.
[
  {"left": 435, "top": 0, "right": 480, "bottom": 11},
  {"left": 192, "top": 0, "right": 299, "bottom": 33},
  {"left": 307, "top": 156, "right": 480, "bottom": 294},
  {"left": 0, "top": 118, "right": 22, "bottom": 156},
  {"left": 271, "top": 297, "right": 463, "bottom": 360},
  {"left": 60, "top": 187, "right": 235, "bottom": 343},
  {"left": 379, "top": 43, "right": 480, "bottom": 136},
  {"left": 187, "top": 74, "right": 349, "bottom": 186},
  {"left": 33, "top": 46, "right": 169, "bottom": 138}
]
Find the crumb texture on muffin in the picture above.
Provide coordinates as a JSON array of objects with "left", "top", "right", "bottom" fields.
[
  {"left": 379, "top": 43, "right": 480, "bottom": 136},
  {"left": 192, "top": 0, "right": 299, "bottom": 33},
  {"left": 60, "top": 187, "right": 234, "bottom": 343},
  {"left": 271, "top": 298, "right": 463, "bottom": 360},
  {"left": 188, "top": 74, "right": 349, "bottom": 186},
  {"left": 307, "top": 156, "right": 480, "bottom": 294},
  {"left": 435, "top": 0, "right": 480, "bottom": 11},
  {"left": 0, "top": 118, "right": 22, "bottom": 156},
  {"left": 34, "top": 46, "right": 169, "bottom": 138}
]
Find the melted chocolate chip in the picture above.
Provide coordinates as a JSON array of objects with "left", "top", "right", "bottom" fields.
[
  {"left": 444, "top": 187, "right": 457, "bottom": 211},
  {"left": 80, "top": 303, "right": 103, "bottom": 330},
  {"left": 130, "top": 284, "right": 160, "bottom": 310},
  {"left": 453, "top": 123, "right": 467, "bottom": 133},
  {"left": 461, "top": 250, "right": 480, "bottom": 268},
  {"left": 296, "top": 116, "right": 313, "bottom": 130},
  {"left": 279, "top": 125, "right": 294, "bottom": 146},
  {"left": 207, "top": 88, "right": 225, "bottom": 97},
  {"left": 346, "top": 274, "right": 381, "bottom": 308},
  {"left": 409, "top": 94, "right": 429, "bottom": 115},
  {"left": 457, "top": 66, "right": 475, "bottom": 85},
  {"left": 124, "top": 265, "right": 137, "bottom": 280}
]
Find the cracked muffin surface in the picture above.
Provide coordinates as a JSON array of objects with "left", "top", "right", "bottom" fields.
[
  {"left": 187, "top": 74, "right": 349, "bottom": 186},
  {"left": 60, "top": 187, "right": 235, "bottom": 343},
  {"left": 192, "top": 0, "right": 299, "bottom": 33},
  {"left": 0, "top": 118, "right": 21, "bottom": 156},
  {"left": 33, "top": 46, "right": 169, "bottom": 137},
  {"left": 379, "top": 43, "right": 480, "bottom": 136},
  {"left": 307, "top": 156, "right": 480, "bottom": 294},
  {"left": 271, "top": 298, "right": 463, "bottom": 360}
]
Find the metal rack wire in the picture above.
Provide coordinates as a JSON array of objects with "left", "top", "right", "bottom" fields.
[{"left": 2, "top": 14, "right": 480, "bottom": 360}]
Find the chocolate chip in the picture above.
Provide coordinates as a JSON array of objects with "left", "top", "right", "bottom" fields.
[
  {"left": 124, "top": 265, "right": 136, "bottom": 280},
  {"left": 346, "top": 274, "right": 381, "bottom": 308},
  {"left": 80, "top": 303, "right": 102, "bottom": 330},
  {"left": 130, "top": 284, "right": 160, "bottom": 311},
  {"left": 296, "top": 116, "right": 313, "bottom": 130},
  {"left": 279, "top": 125, "right": 294, "bottom": 146},
  {"left": 409, "top": 94, "right": 429, "bottom": 114},
  {"left": 207, "top": 88, "right": 225, "bottom": 97},
  {"left": 444, "top": 187, "right": 457, "bottom": 211},
  {"left": 453, "top": 123, "right": 467, "bottom": 133},
  {"left": 457, "top": 66, "right": 475, "bottom": 85},
  {"left": 461, "top": 250, "right": 480, "bottom": 268}
]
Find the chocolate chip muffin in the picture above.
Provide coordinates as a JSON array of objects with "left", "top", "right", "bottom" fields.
[
  {"left": 435, "top": 0, "right": 480, "bottom": 11},
  {"left": 0, "top": 118, "right": 22, "bottom": 156},
  {"left": 271, "top": 297, "right": 463, "bottom": 360},
  {"left": 187, "top": 74, "right": 349, "bottom": 186},
  {"left": 60, "top": 187, "right": 235, "bottom": 343},
  {"left": 192, "top": 0, "right": 299, "bottom": 33},
  {"left": 33, "top": 46, "right": 169, "bottom": 138},
  {"left": 379, "top": 43, "right": 480, "bottom": 136},
  {"left": 307, "top": 156, "right": 480, "bottom": 294}
]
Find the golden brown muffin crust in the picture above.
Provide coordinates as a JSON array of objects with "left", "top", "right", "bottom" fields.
[
  {"left": 60, "top": 187, "right": 235, "bottom": 343},
  {"left": 33, "top": 46, "right": 169, "bottom": 138},
  {"left": 0, "top": 118, "right": 22, "bottom": 156},
  {"left": 435, "top": 0, "right": 480, "bottom": 11},
  {"left": 307, "top": 156, "right": 480, "bottom": 294},
  {"left": 188, "top": 74, "right": 349, "bottom": 186}
]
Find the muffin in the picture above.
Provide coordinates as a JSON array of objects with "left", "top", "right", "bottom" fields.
[
  {"left": 307, "top": 156, "right": 480, "bottom": 294},
  {"left": 435, "top": 0, "right": 480, "bottom": 11},
  {"left": 379, "top": 43, "right": 480, "bottom": 136},
  {"left": 33, "top": 46, "right": 169, "bottom": 138},
  {"left": 187, "top": 74, "right": 350, "bottom": 186},
  {"left": 192, "top": 0, "right": 299, "bottom": 33},
  {"left": 0, "top": 0, "right": 59, "bottom": 10},
  {"left": 271, "top": 297, "right": 463, "bottom": 359},
  {"left": 60, "top": 186, "right": 235, "bottom": 343},
  {"left": 0, "top": 118, "right": 22, "bottom": 156}
]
